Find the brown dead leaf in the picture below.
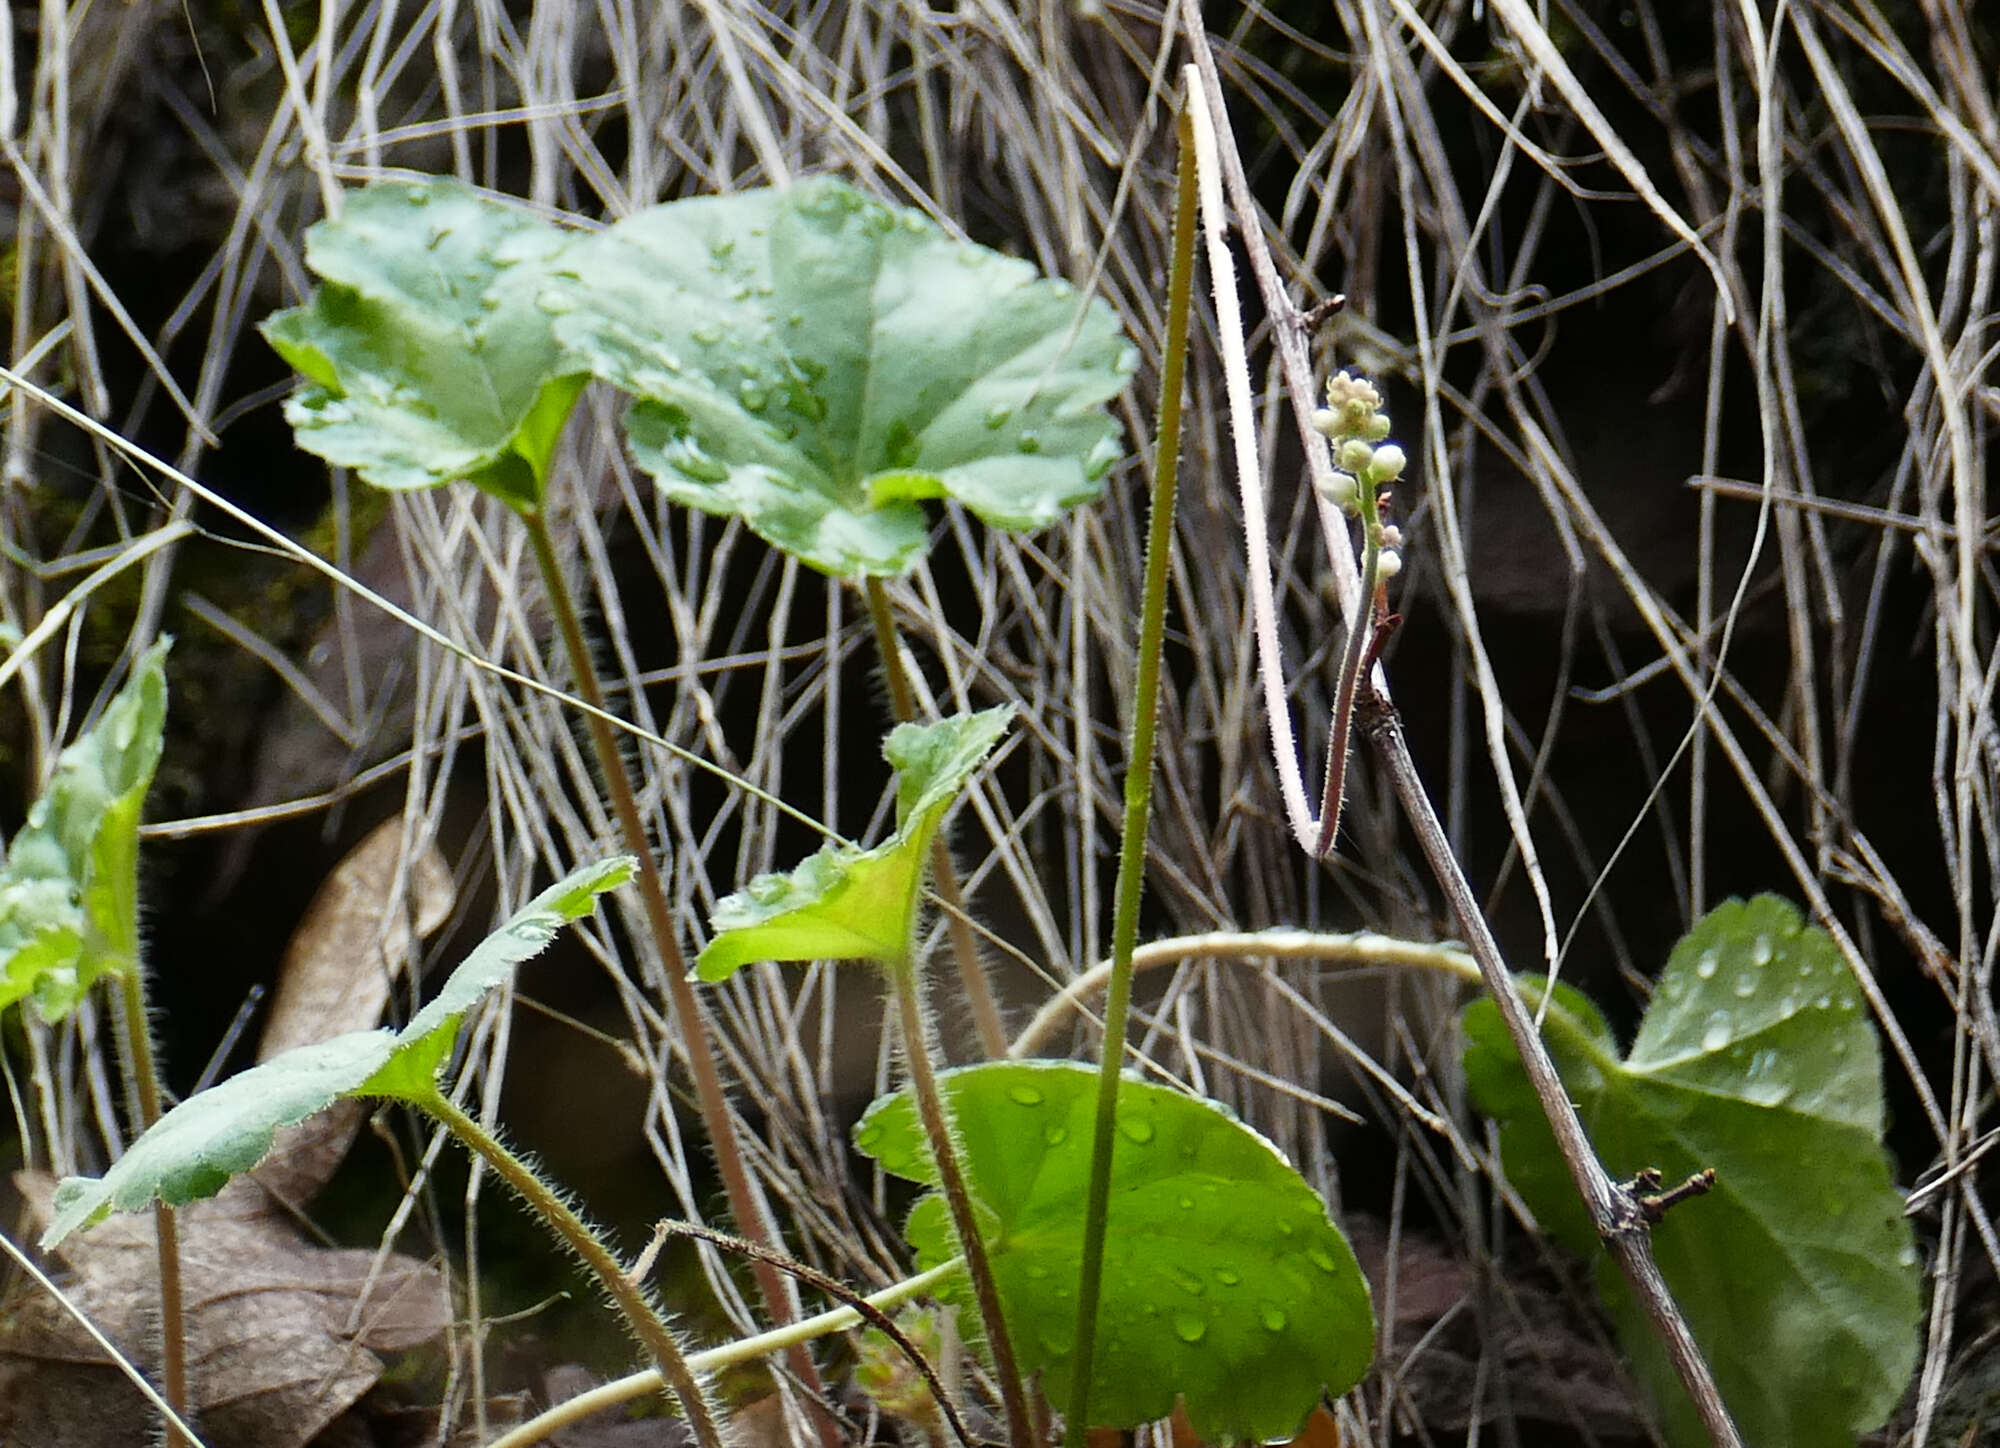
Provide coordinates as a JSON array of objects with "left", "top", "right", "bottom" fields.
[
  {"left": 253, "top": 818, "right": 453, "bottom": 1208},
  {"left": 1283, "top": 1404, "right": 1343, "bottom": 1448},
  {"left": 2, "top": 1172, "right": 451, "bottom": 1448}
]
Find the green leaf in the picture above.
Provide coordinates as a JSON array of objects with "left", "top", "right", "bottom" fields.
[
  {"left": 259, "top": 178, "right": 587, "bottom": 509},
  {"left": 41, "top": 858, "right": 634, "bottom": 1247},
  {"left": 1463, "top": 895, "right": 1922, "bottom": 1448},
  {"left": 0, "top": 639, "right": 170, "bottom": 1019},
  {"left": 695, "top": 707, "right": 1012, "bottom": 980},
  {"left": 547, "top": 178, "right": 1134, "bottom": 576},
  {"left": 854, "top": 1060, "right": 1374, "bottom": 1441}
]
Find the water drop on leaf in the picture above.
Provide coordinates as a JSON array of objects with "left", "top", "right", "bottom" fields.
[
  {"left": 1173, "top": 1312, "right": 1208, "bottom": 1344},
  {"left": 1007, "top": 1083, "right": 1044, "bottom": 1107},
  {"left": 1696, "top": 949, "right": 1720, "bottom": 980},
  {"left": 1701, "top": 1014, "right": 1731, "bottom": 1051},
  {"left": 1259, "top": 1304, "right": 1288, "bottom": 1332},
  {"left": 1117, "top": 1115, "right": 1155, "bottom": 1145}
]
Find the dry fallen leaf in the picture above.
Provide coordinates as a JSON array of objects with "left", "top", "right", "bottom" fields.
[
  {"left": 255, "top": 817, "right": 453, "bottom": 1208},
  {"left": 3, "top": 1174, "right": 450, "bottom": 1448}
]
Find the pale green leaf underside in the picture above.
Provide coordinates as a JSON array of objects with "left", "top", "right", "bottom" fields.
[
  {"left": 42, "top": 858, "right": 635, "bottom": 1247},
  {"left": 695, "top": 708, "right": 1012, "bottom": 979},
  {"left": 0, "top": 639, "right": 170, "bottom": 1020},
  {"left": 259, "top": 177, "right": 587, "bottom": 508},
  {"left": 855, "top": 1061, "right": 1374, "bottom": 1442},
  {"left": 547, "top": 178, "right": 1134, "bottom": 576},
  {"left": 1464, "top": 895, "right": 1921, "bottom": 1448}
]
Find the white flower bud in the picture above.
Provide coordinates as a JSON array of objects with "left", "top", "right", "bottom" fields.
[
  {"left": 1311, "top": 407, "right": 1341, "bottom": 437},
  {"left": 1364, "top": 415, "right": 1392, "bottom": 442},
  {"left": 1319, "top": 473, "right": 1359, "bottom": 509},
  {"left": 1336, "top": 439, "right": 1375, "bottom": 474},
  {"left": 1380, "top": 523, "right": 1404, "bottom": 548},
  {"left": 1376, "top": 548, "right": 1403, "bottom": 579},
  {"left": 1369, "top": 444, "right": 1407, "bottom": 482}
]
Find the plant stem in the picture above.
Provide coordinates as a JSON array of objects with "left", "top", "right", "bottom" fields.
[
  {"left": 483, "top": 1259, "right": 966, "bottom": 1448},
  {"left": 863, "top": 575, "right": 1008, "bottom": 1059},
  {"left": 518, "top": 505, "right": 840, "bottom": 1445},
  {"left": 116, "top": 965, "right": 187, "bottom": 1448},
  {"left": 424, "top": 1090, "right": 726, "bottom": 1448},
  {"left": 889, "top": 953, "right": 1033, "bottom": 1448},
  {"left": 1062, "top": 94, "right": 1198, "bottom": 1448}
]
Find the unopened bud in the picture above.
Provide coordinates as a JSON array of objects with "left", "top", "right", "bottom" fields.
[
  {"left": 1369, "top": 444, "right": 1407, "bottom": 482},
  {"left": 1364, "top": 415, "right": 1392, "bottom": 442},
  {"left": 1376, "top": 548, "right": 1403, "bottom": 580},
  {"left": 1380, "top": 523, "right": 1404, "bottom": 548},
  {"left": 1336, "top": 439, "right": 1375, "bottom": 474},
  {"left": 1320, "top": 473, "right": 1360, "bottom": 509},
  {"left": 1311, "top": 407, "right": 1341, "bottom": 437}
]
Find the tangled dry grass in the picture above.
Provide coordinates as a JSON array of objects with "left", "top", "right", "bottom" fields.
[{"left": 0, "top": 0, "right": 1994, "bottom": 1443}]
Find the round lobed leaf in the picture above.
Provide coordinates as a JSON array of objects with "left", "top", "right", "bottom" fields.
[
  {"left": 854, "top": 1060, "right": 1374, "bottom": 1442},
  {"left": 547, "top": 178, "right": 1134, "bottom": 576},
  {"left": 259, "top": 177, "right": 587, "bottom": 508},
  {"left": 1464, "top": 895, "right": 1921, "bottom": 1448}
]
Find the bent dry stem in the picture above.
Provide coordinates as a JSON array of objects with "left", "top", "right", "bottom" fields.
[
  {"left": 421, "top": 1091, "right": 724, "bottom": 1448},
  {"left": 517, "top": 505, "right": 840, "bottom": 1444}
]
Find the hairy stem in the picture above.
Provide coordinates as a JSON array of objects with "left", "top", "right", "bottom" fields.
[
  {"left": 116, "top": 966, "right": 187, "bottom": 1448},
  {"left": 423, "top": 1090, "right": 725, "bottom": 1448},
  {"left": 519, "top": 505, "right": 839, "bottom": 1446},
  {"left": 1063, "top": 92, "right": 1198, "bottom": 1448},
  {"left": 890, "top": 954, "right": 1033, "bottom": 1448},
  {"left": 482, "top": 1259, "right": 966, "bottom": 1448},
  {"left": 863, "top": 575, "right": 1008, "bottom": 1059}
]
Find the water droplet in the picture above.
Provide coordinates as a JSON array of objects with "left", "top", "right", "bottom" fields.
[
  {"left": 1798, "top": 960, "right": 1815, "bottom": 978},
  {"left": 1733, "top": 973, "right": 1757, "bottom": 998},
  {"left": 1214, "top": 1268, "right": 1241, "bottom": 1286},
  {"left": 691, "top": 324, "right": 722, "bottom": 346},
  {"left": 983, "top": 404, "right": 1012, "bottom": 431},
  {"left": 1700, "top": 1014, "right": 1731, "bottom": 1051},
  {"left": 1307, "top": 1247, "right": 1340, "bottom": 1274},
  {"left": 1176, "top": 1194, "right": 1194, "bottom": 1210},
  {"left": 1695, "top": 949, "right": 1720, "bottom": 980},
  {"left": 1043, "top": 1123, "right": 1068, "bottom": 1146},
  {"left": 1007, "top": 1083, "right": 1044, "bottom": 1107},
  {"left": 1172, "top": 1312, "right": 1207, "bottom": 1344},
  {"left": 1814, "top": 994, "right": 1832, "bottom": 1010},
  {"left": 1259, "top": 1304, "right": 1288, "bottom": 1332},
  {"left": 737, "top": 380, "right": 769, "bottom": 412},
  {"left": 1117, "top": 1116, "right": 1155, "bottom": 1145},
  {"left": 1016, "top": 430, "right": 1042, "bottom": 454},
  {"left": 1026, "top": 1264, "right": 1050, "bottom": 1280},
  {"left": 1276, "top": 1222, "right": 1295, "bottom": 1238},
  {"left": 1165, "top": 1265, "right": 1204, "bottom": 1296},
  {"left": 1752, "top": 935, "right": 1774, "bottom": 966},
  {"left": 1778, "top": 993, "right": 1797, "bottom": 1014},
  {"left": 1897, "top": 1243, "right": 1919, "bottom": 1268}
]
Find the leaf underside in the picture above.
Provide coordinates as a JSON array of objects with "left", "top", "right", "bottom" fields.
[
  {"left": 547, "top": 177, "right": 1134, "bottom": 576},
  {"left": 1464, "top": 895, "right": 1922, "bottom": 1448},
  {"left": 695, "top": 707, "right": 1014, "bottom": 980},
  {"left": 854, "top": 1060, "right": 1374, "bottom": 1442},
  {"left": 42, "top": 858, "right": 635, "bottom": 1248},
  {"left": 259, "top": 177, "right": 586, "bottom": 508},
  {"left": 0, "top": 639, "right": 171, "bottom": 1021}
]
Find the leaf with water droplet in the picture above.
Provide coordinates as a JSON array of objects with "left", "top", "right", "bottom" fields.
[
  {"left": 546, "top": 177, "right": 1133, "bottom": 577},
  {"left": 694, "top": 709, "right": 1013, "bottom": 980},
  {"left": 1462, "top": 895, "right": 1920, "bottom": 1448},
  {"left": 0, "top": 640, "right": 170, "bottom": 1021},
  {"left": 259, "top": 177, "right": 588, "bottom": 509},
  {"left": 854, "top": 1059, "right": 1372, "bottom": 1441},
  {"left": 41, "top": 858, "right": 634, "bottom": 1247}
]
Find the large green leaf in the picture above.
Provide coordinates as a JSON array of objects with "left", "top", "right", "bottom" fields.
[
  {"left": 694, "top": 708, "right": 1013, "bottom": 979},
  {"left": 854, "top": 1060, "right": 1374, "bottom": 1441},
  {"left": 0, "top": 639, "right": 170, "bottom": 1019},
  {"left": 259, "top": 178, "right": 587, "bottom": 509},
  {"left": 1463, "top": 895, "right": 1921, "bottom": 1448},
  {"left": 41, "top": 858, "right": 634, "bottom": 1247},
  {"left": 547, "top": 178, "right": 1134, "bottom": 576}
]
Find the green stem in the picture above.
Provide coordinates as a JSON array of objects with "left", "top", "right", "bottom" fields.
[
  {"left": 890, "top": 952, "right": 1034, "bottom": 1448},
  {"left": 863, "top": 575, "right": 1009, "bottom": 1059},
  {"left": 116, "top": 965, "right": 187, "bottom": 1448},
  {"left": 482, "top": 1259, "right": 966, "bottom": 1448},
  {"left": 519, "top": 505, "right": 840, "bottom": 1446},
  {"left": 423, "top": 1090, "right": 725, "bottom": 1448},
  {"left": 1064, "top": 97, "right": 1198, "bottom": 1448}
]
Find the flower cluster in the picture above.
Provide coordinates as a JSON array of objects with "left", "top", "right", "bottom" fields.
[{"left": 1310, "top": 370, "right": 1407, "bottom": 579}]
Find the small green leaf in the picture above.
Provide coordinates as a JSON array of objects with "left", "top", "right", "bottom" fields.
[
  {"left": 695, "top": 708, "right": 1012, "bottom": 980},
  {"left": 1464, "top": 896, "right": 1922, "bottom": 1448},
  {"left": 260, "top": 178, "right": 587, "bottom": 509},
  {"left": 0, "top": 639, "right": 170, "bottom": 1019},
  {"left": 41, "top": 858, "right": 634, "bottom": 1247},
  {"left": 854, "top": 1060, "right": 1374, "bottom": 1441},
  {"left": 548, "top": 178, "right": 1134, "bottom": 576}
]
